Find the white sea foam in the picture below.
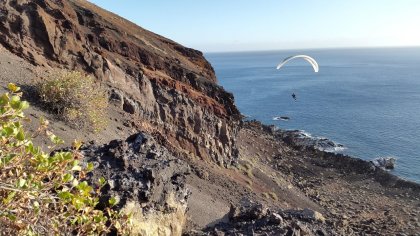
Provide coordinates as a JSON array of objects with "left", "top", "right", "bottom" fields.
[
  {"left": 298, "top": 130, "right": 313, "bottom": 138},
  {"left": 272, "top": 116, "right": 290, "bottom": 121},
  {"left": 242, "top": 114, "right": 251, "bottom": 118},
  {"left": 321, "top": 146, "right": 347, "bottom": 153}
]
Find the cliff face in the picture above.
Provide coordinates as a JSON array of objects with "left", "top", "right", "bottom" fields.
[{"left": 0, "top": 0, "right": 241, "bottom": 166}]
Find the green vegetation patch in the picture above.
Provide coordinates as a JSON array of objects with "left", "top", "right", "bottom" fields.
[
  {"left": 0, "top": 84, "right": 129, "bottom": 234},
  {"left": 36, "top": 70, "right": 108, "bottom": 132}
]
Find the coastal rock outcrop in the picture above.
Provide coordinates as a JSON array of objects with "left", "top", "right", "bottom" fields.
[
  {"left": 371, "top": 156, "right": 396, "bottom": 169},
  {"left": 0, "top": 0, "right": 241, "bottom": 166},
  {"left": 81, "top": 133, "right": 191, "bottom": 236},
  {"left": 278, "top": 129, "right": 345, "bottom": 153}
]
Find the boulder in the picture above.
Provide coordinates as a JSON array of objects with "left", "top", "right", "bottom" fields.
[
  {"left": 285, "top": 208, "right": 326, "bottom": 223},
  {"left": 82, "top": 132, "right": 191, "bottom": 236},
  {"left": 186, "top": 201, "right": 335, "bottom": 235}
]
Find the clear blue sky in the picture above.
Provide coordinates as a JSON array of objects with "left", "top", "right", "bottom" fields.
[{"left": 89, "top": 1, "right": 420, "bottom": 52}]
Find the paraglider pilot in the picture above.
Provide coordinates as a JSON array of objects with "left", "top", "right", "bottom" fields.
[{"left": 292, "top": 93, "right": 297, "bottom": 101}]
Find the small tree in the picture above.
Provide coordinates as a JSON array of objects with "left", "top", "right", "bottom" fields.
[{"left": 0, "top": 83, "right": 129, "bottom": 235}]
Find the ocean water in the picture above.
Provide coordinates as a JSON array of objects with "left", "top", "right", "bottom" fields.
[{"left": 206, "top": 47, "right": 420, "bottom": 183}]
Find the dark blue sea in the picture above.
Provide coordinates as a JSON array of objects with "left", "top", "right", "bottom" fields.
[{"left": 206, "top": 47, "right": 420, "bottom": 183}]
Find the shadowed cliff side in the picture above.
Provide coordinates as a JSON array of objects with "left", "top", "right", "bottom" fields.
[{"left": 0, "top": 0, "right": 241, "bottom": 166}]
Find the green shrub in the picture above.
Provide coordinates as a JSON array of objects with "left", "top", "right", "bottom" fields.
[
  {"left": 0, "top": 84, "right": 130, "bottom": 235},
  {"left": 36, "top": 70, "right": 108, "bottom": 132}
]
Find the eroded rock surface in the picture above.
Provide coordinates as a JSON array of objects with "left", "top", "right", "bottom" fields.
[
  {"left": 186, "top": 200, "right": 336, "bottom": 236},
  {"left": 0, "top": 0, "right": 241, "bottom": 166},
  {"left": 81, "top": 132, "right": 191, "bottom": 236}
]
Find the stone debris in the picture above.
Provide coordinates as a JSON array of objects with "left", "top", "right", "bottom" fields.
[{"left": 186, "top": 200, "right": 334, "bottom": 236}]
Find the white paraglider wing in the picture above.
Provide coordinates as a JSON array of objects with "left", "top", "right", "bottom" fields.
[{"left": 276, "top": 55, "right": 319, "bottom": 73}]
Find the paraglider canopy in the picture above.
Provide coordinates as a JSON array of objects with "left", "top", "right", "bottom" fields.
[{"left": 276, "top": 55, "right": 319, "bottom": 73}]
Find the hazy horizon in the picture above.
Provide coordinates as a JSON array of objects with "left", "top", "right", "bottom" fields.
[
  {"left": 204, "top": 45, "right": 420, "bottom": 54},
  {"left": 88, "top": 1, "right": 420, "bottom": 53}
]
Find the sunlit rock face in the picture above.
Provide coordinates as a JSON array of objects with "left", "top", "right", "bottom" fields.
[{"left": 0, "top": 0, "right": 241, "bottom": 166}]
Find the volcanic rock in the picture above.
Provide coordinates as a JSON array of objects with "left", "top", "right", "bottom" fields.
[
  {"left": 82, "top": 132, "right": 191, "bottom": 236},
  {"left": 186, "top": 201, "right": 336, "bottom": 236}
]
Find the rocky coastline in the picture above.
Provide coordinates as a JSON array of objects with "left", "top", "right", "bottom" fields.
[{"left": 253, "top": 120, "right": 420, "bottom": 191}]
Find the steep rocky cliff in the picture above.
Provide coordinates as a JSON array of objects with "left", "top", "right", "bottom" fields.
[{"left": 0, "top": 0, "right": 241, "bottom": 166}]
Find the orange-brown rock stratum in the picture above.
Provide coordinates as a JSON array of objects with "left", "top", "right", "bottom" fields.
[{"left": 0, "top": 0, "right": 241, "bottom": 166}]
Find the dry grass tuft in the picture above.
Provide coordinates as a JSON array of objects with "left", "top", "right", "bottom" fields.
[{"left": 36, "top": 70, "right": 108, "bottom": 132}]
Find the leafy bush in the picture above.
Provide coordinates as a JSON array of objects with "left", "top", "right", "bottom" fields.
[
  {"left": 36, "top": 70, "right": 108, "bottom": 132},
  {"left": 0, "top": 84, "right": 129, "bottom": 235}
]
